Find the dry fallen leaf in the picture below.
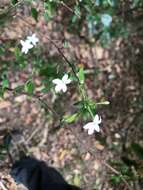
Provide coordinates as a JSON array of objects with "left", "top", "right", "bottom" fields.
[
  {"left": 0, "top": 101, "right": 11, "bottom": 109},
  {"left": 94, "top": 141, "right": 105, "bottom": 151}
]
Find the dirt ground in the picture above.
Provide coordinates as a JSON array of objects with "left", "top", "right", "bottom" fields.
[{"left": 0, "top": 1, "right": 143, "bottom": 190}]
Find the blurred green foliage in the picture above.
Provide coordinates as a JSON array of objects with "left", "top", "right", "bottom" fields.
[{"left": 43, "top": 0, "right": 143, "bottom": 46}]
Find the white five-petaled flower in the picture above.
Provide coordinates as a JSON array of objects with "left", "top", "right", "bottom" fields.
[
  {"left": 83, "top": 114, "right": 102, "bottom": 135},
  {"left": 27, "top": 33, "right": 39, "bottom": 46},
  {"left": 20, "top": 40, "right": 33, "bottom": 54},
  {"left": 20, "top": 33, "right": 39, "bottom": 54},
  {"left": 52, "top": 74, "right": 71, "bottom": 93}
]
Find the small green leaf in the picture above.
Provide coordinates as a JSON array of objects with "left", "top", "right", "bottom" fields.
[
  {"left": 0, "top": 87, "right": 4, "bottom": 98},
  {"left": 2, "top": 79, "right": 9, "bottom": 89},
  {"left": 73, "top": 100, "right": 84, "bottom": 109},
  {"left": 31, "top": 8, "right": 38, "bottom": 22},
  {"left": 25, "top": 80, "right": 35, "bottom": 95},
  {"left": 11, "top": 0, "right": 18, "bottom": 5},
  {"left": 131, "top": 143, "right": 143, "bottom": 160},
  {"left": 63, "top": 40, "right": 69, "bottom": 48},
  {"left": 14, "top": 47, "right": 22, "bottom": 58},
  {"left": 78, "top": 67, "right": 85, "bottom": 84},
  {"left": 0, "top": 46, "right": 5, "bottom": 55},
  {"left": 110, "top": 175, "right": 122, "bottom": 184},
  {"left": 73, "top": 173, "right": 81, "bottom": 186},
  {"left": 14, "top": 85, "right": 24, "bottom": 93},
  {"left": 63, "top": 113, "right": 79, "bottom": 124},
  {"left": 72, "top": 15, "right": 78, "bottom": 23},
  {"left": 41, "top": 88, "right": 49, "bottom": 93}
]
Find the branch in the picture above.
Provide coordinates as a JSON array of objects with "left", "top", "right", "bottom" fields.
[{"left": 45, "top": 36, "right": 79, "bottom": 82}]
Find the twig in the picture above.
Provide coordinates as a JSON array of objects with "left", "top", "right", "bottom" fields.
[
  {"left": 103, "top": 162, "right": 133, "bottom": 190},
  {"left": 45, "top": 36, "right": 79, "bottom": 82},
  {"left": 26, "top": 126, "right": 41, "bottom": 143},
  {"left": 37, "top": 96, "right": 59, "bottom": 118},
  {"left": 59, "top": 1, "right": 80, "bottom": 19},
  {"left": 38, "top": 122, "right": 49, "bottom": 147}
]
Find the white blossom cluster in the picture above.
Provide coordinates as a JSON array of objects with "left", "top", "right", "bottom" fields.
[{"left": 20, "top": 33, "right": 39, "bottom": 54}]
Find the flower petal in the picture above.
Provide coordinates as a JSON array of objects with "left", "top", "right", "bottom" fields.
[
  {"left": 22, "top": 48, "right": 28, "bottom": 54},
  {"left": 27, "top": 34, "right": 39, "bottom": 46},
  {"left": 65, "top": 79, "right": 71, "bottom": 84},
  {"left": 88, "top": 127, "right": 95, "bottom": 135},
  {"left": 62, "top": 84, "right": 67, "bottom": 92},
  {"left": 94, "top": 124, "right": 100, "bottom": 132},
  {"left": 62, "top": 74, "right": 68, "bottom": 81},
  {"left": 20, "top": 40, "right": 25, "bottom": 46},
  {"left": 52, "top": 79, "right": 62, "bottom": 85},
  {"left": 62, "top": 74, "right": 71, "bottom": 84},
  {"left": 83, "top": 122, "right": 94, "bottom": 129},
  {"left": 94, "top": 114, "right": 101, "bottom": 124},
  {"left": 55, "top": 85, "right": 62, "bottom": 92}
]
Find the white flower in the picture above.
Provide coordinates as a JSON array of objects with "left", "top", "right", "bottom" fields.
[
  {"left": 27, "top": 33, "right": 39, "bottom": 46},
  {"left": 20, "top": 40, "right": 33, "bottom": 54},
  {"left": 101, "top": 14, "right": 112, "bottom": 27},
  {"left": 52, "top": 74, "right": 71, "bottom": 93},
  {"left": 20, "top": 33, "right": 39, "bottom": 54},
  {"left": 83, "top": 114, "right": 102, "bottom": 135}
]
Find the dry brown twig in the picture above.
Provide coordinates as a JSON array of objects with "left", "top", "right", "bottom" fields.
[{"left": 59, "top": 1, "right": 81, "bottom": 19}]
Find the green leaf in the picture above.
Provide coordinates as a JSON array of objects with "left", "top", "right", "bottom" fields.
[
  {"left": 2, "top": 79, "right": 9, "bottom": 89},
  {"left": 110, "top": 175, "right": 122, "bottom": 184},
  {"left": 72, "top": 15, "right": 78, "bottom": 23},
  {"left": 11, "top": 0, "right": 18, "bottom": 5},
  {"left": 39, "top": 64, "right": 57, "bottom": 77},
  {"left": 14, "top": 47, "right": 25, "bottom": 67},
  {"left": 31, "top": 7, "right": 38, "bottom": 22},
  {"left": 40, "top": 88, "right": 49, "bottom": 93},
  {"left": 0, "top": 46, "right": 5, "bottom": 55},
  {"left": 78, "top": 67, "right": 85, "bottom": 84},
  {"left": 63, "top": 40, "right": 69, "bottom": 48},
  {"left": 73, "top": 173, "right": 81, "bottom": 186},
  {"left": 14, "top": 85, "right": 24, "bottom": 93},
  {"left": 0, "top": 87, "right": 4, "bottom": 98},
  {"left": 131, "top": 143, "right": 143, "bottom": 160},
  {"left": 63, "top": 113, "right": 79, "bottom": 124},
  {"left": 25, "top": 80, "right": 35, "bottom": 95},
  {"left": 73, "top": 100, "right": 84, "bottom": 109},
  {"left": 14, "top": 47, "right": 21, "bottom": 58}
]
